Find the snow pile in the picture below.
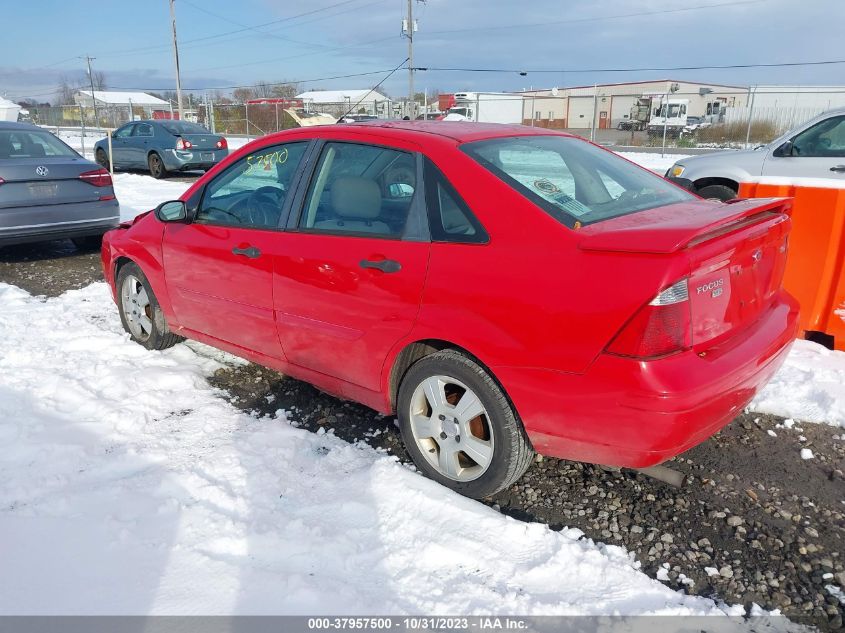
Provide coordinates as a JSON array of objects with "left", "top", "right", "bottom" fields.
[
  {"left": 0, "top": 282, "right": 735, "bottom": 616},
  {"left": 750, "top": 340, "right": 845, "bottom": 428}
]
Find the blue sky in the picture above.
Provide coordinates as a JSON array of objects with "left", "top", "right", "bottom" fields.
[{"left": 2, "top": 0, "right": 844, "bottom": 103}]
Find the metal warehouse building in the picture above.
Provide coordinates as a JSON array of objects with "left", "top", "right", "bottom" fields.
[
  {"left": 520, "top": 81, "right": 845, "bottom": 131},
  {"left": 521, "top": 80, "right": 748, "bottom": 130}
]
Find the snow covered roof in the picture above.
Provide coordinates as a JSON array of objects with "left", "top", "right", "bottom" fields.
[
  {"left": 77, "top": 90, "right": 169, "bottom": 106},
  {"left": 296, "top": 89, "right": 388, "bottom": 103}
]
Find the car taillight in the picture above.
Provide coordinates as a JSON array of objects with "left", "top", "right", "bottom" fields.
[
  {"left": 0, "top": 177, "right": 4, "bottom": 185},
  {"left": 176, "top": 137, "right": 193, "bottom": 150},
  {"left": 216, "top": 138, "right": 227, "bottom": 149},
  {"left": 606, "top": 279, "right": 692, "bottom": 359},
  {"left": 78, "top": 168, "right": 112, "bottom": 188}
]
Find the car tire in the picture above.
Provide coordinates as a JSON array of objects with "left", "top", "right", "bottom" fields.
[
  {"left": 148, "top": 152, "right": 167, "bottom": 179},
  {"left": 71, "top": 234, "right": 103, "bottom": 251},
  {"left": 396, "top": 349, "right": 535, "bottom": 499},
  {"left": 95, "top": 148, "right": 109, "bottom": 170},
  {"left": 696, "top": 184, "right": 737, "bottom": 201},
  {"left": 116, "top": 262, "right": 183, "bottom": 351}
]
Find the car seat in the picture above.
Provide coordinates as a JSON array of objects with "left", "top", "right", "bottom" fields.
[{"left": 315, "top": 176, "right": 390, "bottom": 234}]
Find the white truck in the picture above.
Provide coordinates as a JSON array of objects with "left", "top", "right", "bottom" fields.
[
  {"left": 646, "top": 98, "right": 689, "bottom": 137},
  {"left": 443, "top": 92, "right": 523, "bottom": 124}
]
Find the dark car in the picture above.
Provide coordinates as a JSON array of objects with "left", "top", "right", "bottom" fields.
[
  {"left": 0, "top": 121, "right": 119, "bottom": 248},
  {"left": 94, "top": 120, "right": 228, "bottom": 179}
]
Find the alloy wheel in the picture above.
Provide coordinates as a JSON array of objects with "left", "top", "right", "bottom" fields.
[
  {"left": 121, "top": 274, "right": 153, "bottom": 341},
  {"left": 408, "top": 375, "right": 494, "bottom": 482}
]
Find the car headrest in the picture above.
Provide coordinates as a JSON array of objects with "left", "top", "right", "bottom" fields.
[
  {"left": 0, "top": 137, "right": 12, "bottom": 159},
  {"left": 331, "top": 176, "right": 381, "bottom": 220}
]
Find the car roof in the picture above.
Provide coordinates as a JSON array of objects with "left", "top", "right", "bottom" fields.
[
  {"left": 335, "top": 120, "right": 576, "bottom": 144},
  {"left": 0, "top": 121, "right": 46, "bottom": 132}
]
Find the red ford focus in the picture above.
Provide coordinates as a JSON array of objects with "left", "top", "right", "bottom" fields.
[{"left": 102, "top": 121, "right": 799, "bottom": 498}]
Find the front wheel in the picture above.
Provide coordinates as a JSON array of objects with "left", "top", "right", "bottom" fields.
[
  {"left": 696, "top": 184, "right": 737, "bottom": 201},
  {"left": 148, "top": 152, "right": 167, "bottom": 179},
  {"left": 396, "top": 350, "right": 535, "bottom": 499},
  {"left": 116, "top": 262, "right": 183, "bottom": 350}
]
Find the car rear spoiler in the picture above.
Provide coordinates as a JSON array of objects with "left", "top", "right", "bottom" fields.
[{"left": 577, "top": 198, "right": 793, "bottom": 254}]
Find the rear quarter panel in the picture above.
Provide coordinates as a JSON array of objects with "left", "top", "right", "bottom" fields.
[{"left": 400, "top": 141, "right": 690, "bottom": 376}]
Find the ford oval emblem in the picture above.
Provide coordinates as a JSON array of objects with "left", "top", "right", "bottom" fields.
[{"left": 35, "top": 165, "right": 49, "bottom": 177}]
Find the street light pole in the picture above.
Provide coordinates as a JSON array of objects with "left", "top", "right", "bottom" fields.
[
  {"left": 84, "top": 55, "right": 99, "bottom": 129},
  {"left": 169, "top": 0, "right": 184, "bottom": 120}
]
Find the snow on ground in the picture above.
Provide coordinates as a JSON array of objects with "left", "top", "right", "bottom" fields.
[
  {"left": 0, "top": 282, "right": 738, "bottom": 616},
  {"left": 617, "top": 151, "right": 690, "bottom": 174},
  {"left": 750, "top": 339, "right": 845, "bottom": 428},
  {"left": 113, "top": 173, "right": 190, "bottom": 221}
]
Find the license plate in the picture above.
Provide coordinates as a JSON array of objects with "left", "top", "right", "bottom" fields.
[
  {"left": 28, "top": 183, "right": 58, "bottom": 198},
  {"left": 202, "top": 152, "right": 214, "bottom": 161}
]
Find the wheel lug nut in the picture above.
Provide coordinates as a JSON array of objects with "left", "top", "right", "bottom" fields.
[
  {"left": 455, "top": 435, "right": 461, "bottom": 443},
  {"left": 439, "top": 432, "right": 447, "bottom": 440},
  {"left": 438, "top": 414, "right": 446, "bottom": 421}
]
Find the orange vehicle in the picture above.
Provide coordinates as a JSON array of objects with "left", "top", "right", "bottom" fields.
[{"left": 666, "top": 108, "right": 845, "bottom": 350}]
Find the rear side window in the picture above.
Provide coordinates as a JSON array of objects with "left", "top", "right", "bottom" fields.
[
  {"left": 298, "top": 142, "right": 417, "bottom": 239},
  {"left": 462, "top": 135, "right": 694, "bottom": 227},
  {"left": 424, "top": 159, "right": 487, "bottom": 243}
]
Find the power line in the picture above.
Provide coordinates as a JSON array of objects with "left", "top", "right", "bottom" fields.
[
  {"left": 424, "top": 0, "right": 769, "bottom": 35},
  {"left": 413, "top": 58, "right": 845, "bottom": 75},
  {"left": 340, "top": 57, "right": 409, "bottom": 119},
  {"left": 107, "top": 66, "right": 406, "bottom": 92}
]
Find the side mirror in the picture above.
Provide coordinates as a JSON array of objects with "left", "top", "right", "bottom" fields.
[
  {"left": 775, "top": 140, "right": 794, "bottom": 157},
  {"left": 155, "top": 200, "right": 188, "bottom": 223},
  {"left": 111, "top": 131, "right": 118, "bottom": 138}
]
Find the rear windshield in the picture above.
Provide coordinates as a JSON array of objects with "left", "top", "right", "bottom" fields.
[
  {"left": 0, "top": 129, "right": 78, "bottom": 159},
  {"left": 461, "top": 135, "right": 694, "bottom": 227},
  {"left": 162, "top": 121, "right": 211, "bottom": 135}
]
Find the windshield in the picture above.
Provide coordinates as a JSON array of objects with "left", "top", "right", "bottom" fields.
[
  {"left": 0, "top": 129, "right": 78, "bottom": 159},
  {"left": 461, "top": 135, "right": 694, "bottom": 227},
  {"left": 658, "top": 104, "right": 684, "bottom": 118},
  {"left": 162, "top": 121, "right": 211, "bottom": 135}
]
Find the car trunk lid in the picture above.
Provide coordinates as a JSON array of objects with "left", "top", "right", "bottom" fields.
[
  {"left": 0, "top": 157, "right": 108, "bottom": 208},
  {"left": 581, "top": 198, "right": 792, "bottom": 349},
  {"left": 174, "top": 134, "right": 221, "bottom": 150}
]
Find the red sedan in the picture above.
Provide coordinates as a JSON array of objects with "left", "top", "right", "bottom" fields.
[{"left": 102, "top": 122, "right": 799, "bottom": 498}]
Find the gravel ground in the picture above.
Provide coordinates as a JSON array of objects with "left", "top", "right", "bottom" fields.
[{"left": 2, "top": 242, "right": 844, "bottom": 629}]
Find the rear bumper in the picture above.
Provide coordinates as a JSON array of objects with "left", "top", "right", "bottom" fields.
[
  {"left": 495, "top": 292, "right": 800, "bottom": 468},
  {"left": 161, "top": 148, "right": 227, "bottom": 171},
  {"left": 0, "top": 199, "right": 120, "bottom": 246}
]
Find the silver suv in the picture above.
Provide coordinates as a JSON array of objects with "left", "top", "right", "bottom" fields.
[{"left": 666, "top": 108, "right": 845, "bottom": 200}]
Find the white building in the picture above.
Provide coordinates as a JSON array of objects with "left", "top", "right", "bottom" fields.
[
  {"left": 296, "top": 89, "right": 390, "bottom": 117},
  {"left": 0, "top": 96, "right": 22, "bottom": 122},
  {"left": 75, "top": 90, "right": 170, "bottom": 109}
]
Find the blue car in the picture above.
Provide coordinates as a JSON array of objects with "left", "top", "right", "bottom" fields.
[{"left": 94, "top": 120, "right": 228, "bottom": 179}]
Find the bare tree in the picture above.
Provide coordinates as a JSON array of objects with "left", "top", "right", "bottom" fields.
[
  {"left": 92, "top": 71, "right": 107, "bottom": 91},
  {"left": 270, "top": 82, "right": 299, "bottom": 99},
  {"left": 55, "top": 74, "right": 79, "bottom": 106}
]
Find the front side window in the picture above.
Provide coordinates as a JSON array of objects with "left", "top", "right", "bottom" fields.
[
  {"left": 298, "top": 142, "right": 417, "bottom": 238},
  {"left": 462, "top": 135, "right": 694, "bottom": 227},
  {"left": 114, "top": 124, "right": 134, "bottom": 139},
  {"left": 195, "top": 142, "right": 307, "bottom": 228},
  {"left": 791, "top": 115, "right": 845, "bottom": 158}
]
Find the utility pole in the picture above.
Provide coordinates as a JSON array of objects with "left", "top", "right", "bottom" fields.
[
  {"left": 84, "top": 56, "right": 99, "bottom": 129},
  {"left": 169, "top": 0, "right": 184, "bottom": 120},
  {"left": 403, "top": 0, "right": 418, "bottom": 119}
]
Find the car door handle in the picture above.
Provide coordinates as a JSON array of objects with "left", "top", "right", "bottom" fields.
[
  {"left": 232, "top": 246, "right": 261, "bottom": 259},
  {"left": 830, "top": 165, "right": 845, "bottom": 173},
  {"left": 359, "top": 258, "right": 401, "bottom": 273}
]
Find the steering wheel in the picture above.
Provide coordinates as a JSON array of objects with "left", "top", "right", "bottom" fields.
[{"left": 247, "top": 186, "right": 284, "bottom": 226}]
